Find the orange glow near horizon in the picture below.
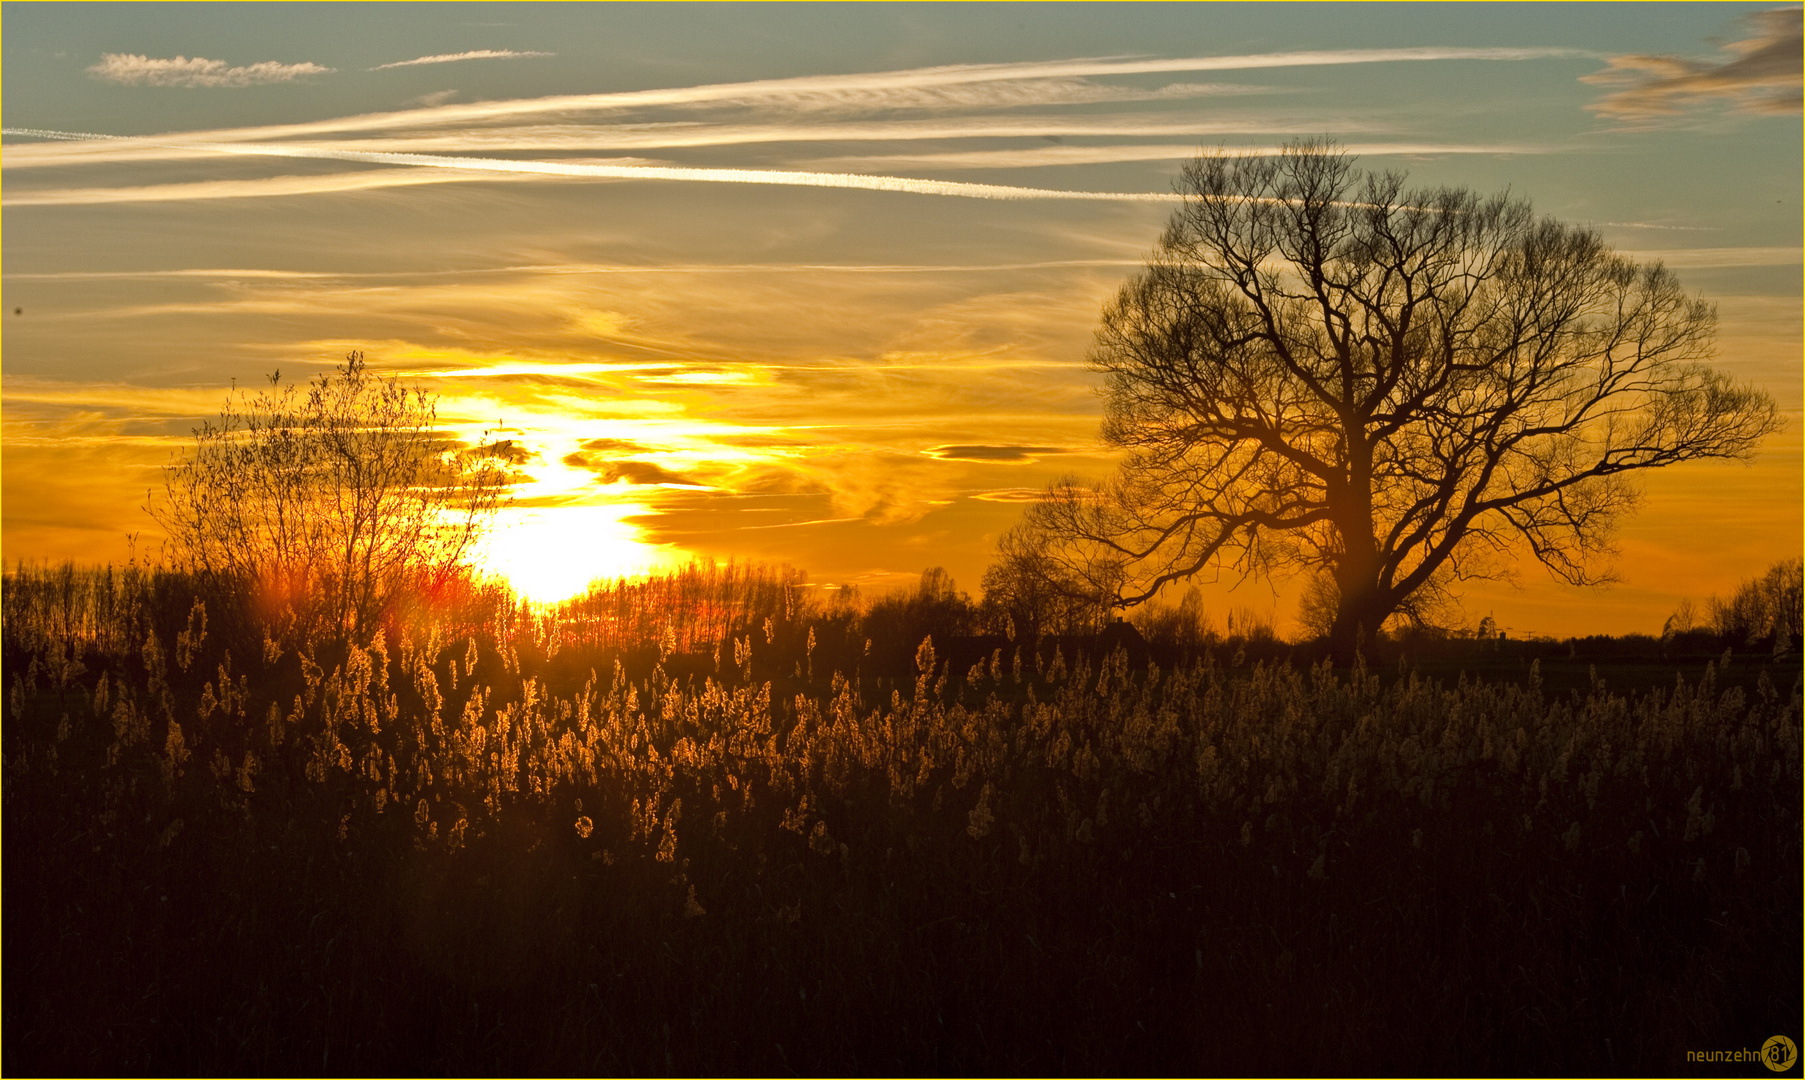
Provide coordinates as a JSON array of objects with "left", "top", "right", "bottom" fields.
[
  {"left": 475, "top": 501, "right": 680, "bottom": 605},
  {"left": 430, "top": 387, "right": 739, "bottom": 603}
]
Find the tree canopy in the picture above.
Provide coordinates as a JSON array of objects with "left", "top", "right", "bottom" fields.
[{"left": 1015, "top": 141, "right": 1780, "bottom": 659}]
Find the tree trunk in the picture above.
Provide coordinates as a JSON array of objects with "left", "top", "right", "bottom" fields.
[
  {"left": 1328, "top": 450, "right": 1388, "bottom": 665},
  {"left": 1327, "top": 528, "right": 1392, "bottom": 665},
  {"left": 1327, "top": 586, "right": 1392, "bottom": 666}
]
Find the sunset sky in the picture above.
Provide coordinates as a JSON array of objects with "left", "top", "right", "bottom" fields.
[{"left": 3, "top": 3, "right": 1799, "bottom": 636}]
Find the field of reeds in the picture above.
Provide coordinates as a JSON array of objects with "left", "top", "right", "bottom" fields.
[{"left": 4, "top": 561, "right": 1799, "bottom": 1073}]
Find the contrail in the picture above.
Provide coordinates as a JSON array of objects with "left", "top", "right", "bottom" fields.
[
  {"left": 370, "top": 49, "right": 554, "bottom": 71},
  {"left": 0, "top": 117, "right": 1349, "bottom": 173},
  {"left": 2, "top": 129, "right": 1411, "bottom": 208},
  {"left": 3, "top": 128, "right": 1182, "bottom": 202},
  {"left": 7, "top": 45, "right": 1595, "bottom": 146}
]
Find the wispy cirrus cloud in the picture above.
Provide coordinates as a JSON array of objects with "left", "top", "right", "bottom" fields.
[
  {"left": 1583, "top": 7, "right": 1802, "bottom": 121},
  {"left": 5, "top": 44, "right": 1589, "bottom": 209},
  {"left": 44, "top": 46, "right": 1588, "bottom": 144},
  {"left": 574, "top": 437, "right": 659, "bottom": 455},
  {"left": 405, "top": 90, "right": 460, "bottom": 109},
  {"left": 813, "top": 141, "right": 1553, "bottom": 172},
  {"left": 573, "top": 459, "right": 710, "bottom": 488},
  {"left": 925, "top": 444, "right": 1073, "bottom": 462},
  {"left": 700, "top": 76, "right": 1268, "bottom": 114},
  {"left": 0, "top": 165, "right": 509, "bottom": 206},
  {"left": 86, "top": 53, "right": 333, "bottom": 88},
  {"left": 0, "top": 376, "right": 245, "bottom": 433},
  {"left": 1619, "top": 246, "right": 1803, "bottom": 268},
  {"left": 5, "top": 46, "right": 1600, "bottom": 211},
  {"left": 1, "top": 259, "right": 1147, "bottom": 282},
  {"left": 370, "top": 49, "right": 554, "bottom": 71}
]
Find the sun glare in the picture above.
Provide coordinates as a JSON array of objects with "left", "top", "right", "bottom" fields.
[{"left": 477, "top": 502, "right": 677, "bottom": 605}]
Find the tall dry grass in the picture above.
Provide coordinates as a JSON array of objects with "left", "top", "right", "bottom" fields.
[{"left": 4, "top": 562, "right": 1798, "bottom": 1072}]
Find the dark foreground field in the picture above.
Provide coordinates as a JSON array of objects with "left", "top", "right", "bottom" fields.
[{"left": 5, "top": 569, "right": 1799, "bottom": 1074}]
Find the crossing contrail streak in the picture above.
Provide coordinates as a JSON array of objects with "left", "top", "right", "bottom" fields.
[
  {"left": 3, "top": 46, "right": 1594, "bottom": 147},
  {"left": 3, "top": 127, "right": 1183, "bottom": 202}
]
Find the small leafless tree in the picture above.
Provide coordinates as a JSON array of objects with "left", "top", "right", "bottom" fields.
[
  {"left": 1022, "top": 141, "right": 1780, "bottom": 661},
  {"left": 980, "top": 524, "right": 1121, "bottom": 641},
  {"left": 152, "top": 352, "right": 510, "bottom": 641}
]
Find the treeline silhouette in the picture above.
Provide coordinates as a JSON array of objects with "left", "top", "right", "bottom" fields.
[
  {"left": 3, "top": 557, "right": 1799, "bottom": 1073},
  {"left": 9, "top": 555, "right": 1798, "bottom": 694}
]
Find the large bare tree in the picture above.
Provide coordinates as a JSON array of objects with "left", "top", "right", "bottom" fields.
[
  {"left": 1020, "top": 142, "right": 1780, "bottom": 660},
  {"left": 153, "top": 352, "right": 511, "bottom": 641}
]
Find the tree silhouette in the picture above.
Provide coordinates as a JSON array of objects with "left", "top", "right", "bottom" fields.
[
  {"left": 152, "top": 351, "right": 509, "bottom": 640},
  {"left": 1020, "top": 142, "right": 1780, "bottom": 661},
  {"left": 980, "top": 527, "right": 1119, "bottom": 641}
]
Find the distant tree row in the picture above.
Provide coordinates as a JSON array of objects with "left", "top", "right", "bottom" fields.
[{"left": 1664, "top": 557, "right": 1803, "bottom": 650}]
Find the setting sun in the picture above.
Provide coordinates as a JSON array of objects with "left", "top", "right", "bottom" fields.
[{"left": 475, "top": 501, "right": 677, "bottom": 605}]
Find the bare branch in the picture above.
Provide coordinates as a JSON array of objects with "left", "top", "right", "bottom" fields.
[
  {"left": 1023, "top": 140, "right": 1780, "bottom": 659},
  {"left": 149, "top": 351, "right": 511, "bottom": 643}
]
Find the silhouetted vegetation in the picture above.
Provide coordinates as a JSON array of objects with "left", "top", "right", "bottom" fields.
[
  {"left": 150, "top": 352, "right": 510, "bottom": 647},
  {"left": 1011, "top": 141, "right": 1781, "bottom": 664},
  {"left": 5, "top": 557, "right": 1798, "bottom": 1073},
  {"left": 1678, "top": 557, "right": 1804, "bottom": 650}
]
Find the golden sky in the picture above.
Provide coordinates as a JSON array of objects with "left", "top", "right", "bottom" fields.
[{"left": 3, "top": 3, "right": 1799, "bottom": 635}]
